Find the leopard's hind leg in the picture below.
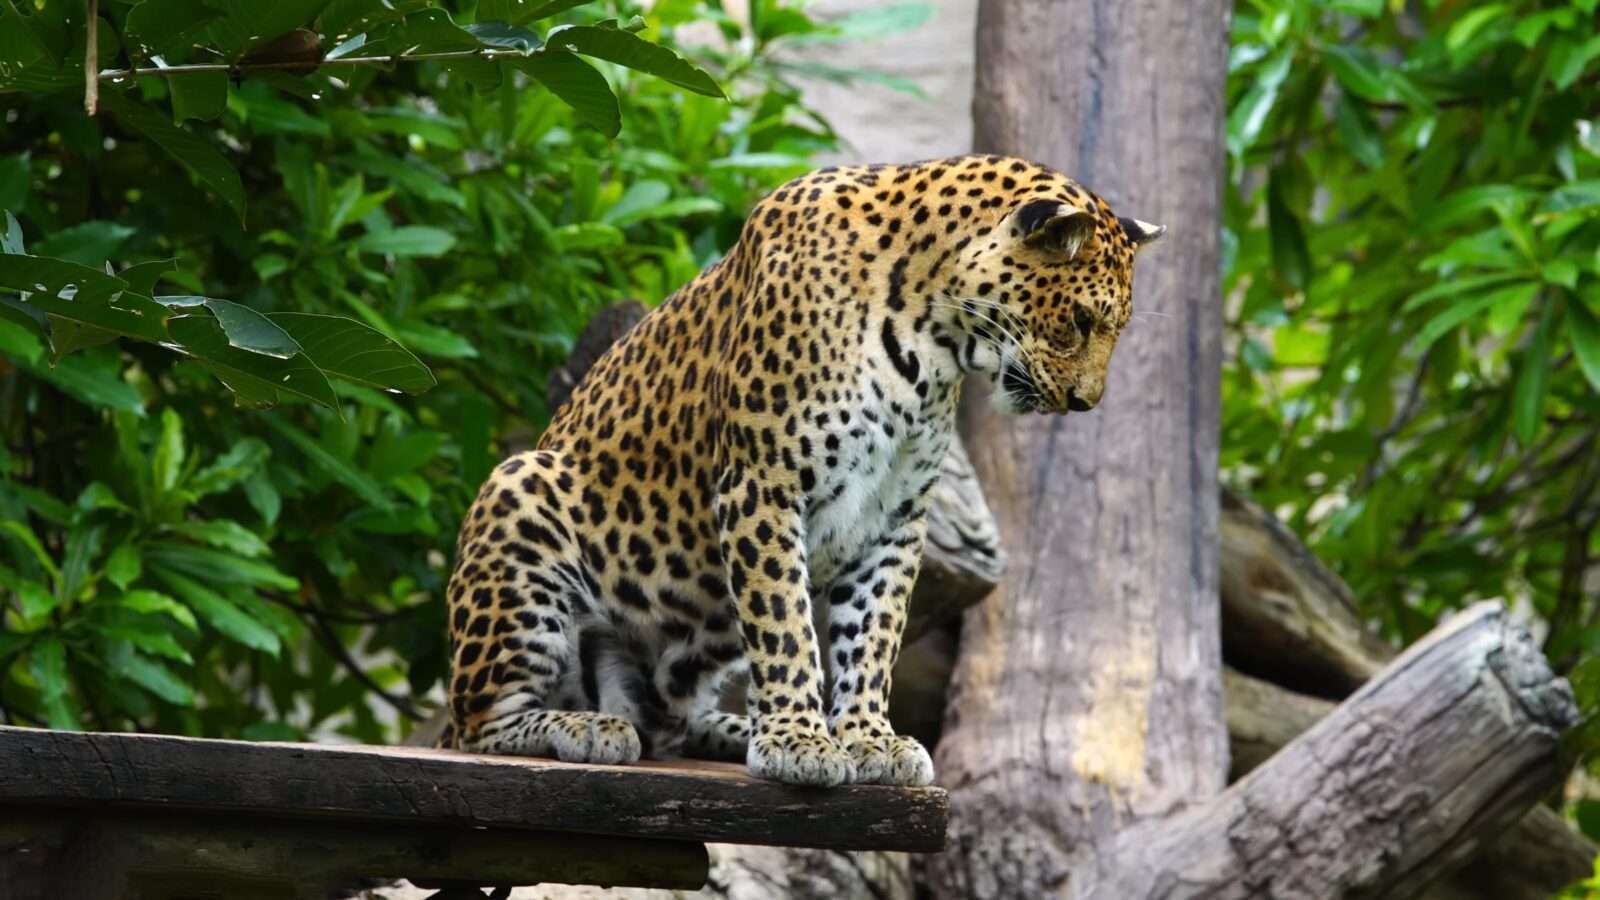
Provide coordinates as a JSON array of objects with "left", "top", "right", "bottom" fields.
[
  {"left": 446, "top": 453, "right": 642, "bottom": 766},
  {"left": 685, "top": 710, "right": 751, "bottom": 761}
]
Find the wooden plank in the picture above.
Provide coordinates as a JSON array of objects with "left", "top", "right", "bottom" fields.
[
  {"left": 0, "top": 727, "right": 949, "bottom": 853},
  {"left": 0, "top": 810, "right": 708, "bottom": 900}
]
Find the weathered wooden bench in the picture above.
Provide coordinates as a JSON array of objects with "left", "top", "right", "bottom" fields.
[{"left": 0, "top": 726, "right": 949, "bottom": 899}]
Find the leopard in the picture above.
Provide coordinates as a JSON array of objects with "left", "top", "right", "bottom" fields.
[{"left": 440, "top": 154, "right": 1165, "bottom": 787}]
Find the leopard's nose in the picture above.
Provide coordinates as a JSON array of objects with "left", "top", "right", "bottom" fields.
[{"left": 1065, "top": 389, "right": 1093, "bottom": 412}]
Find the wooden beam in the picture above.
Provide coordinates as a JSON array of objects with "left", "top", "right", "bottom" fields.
[
  {"left": 0, "top": 728, "right": 948, "bottom": 853},
  {"left": 0, "top": 810, "right": 708, "bottom": 900}
]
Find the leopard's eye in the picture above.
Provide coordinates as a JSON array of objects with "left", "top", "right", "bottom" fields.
[{"left": 1072, "top": 305, "right": 1095, "bottom": 335}]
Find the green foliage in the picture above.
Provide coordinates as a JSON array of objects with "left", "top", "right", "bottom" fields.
[
  {"left": 1222, "top": 0, "right": 1600, "bottom": 849},
  {"left": 0, "top": 0, "right": 913, "bottom": 740}
]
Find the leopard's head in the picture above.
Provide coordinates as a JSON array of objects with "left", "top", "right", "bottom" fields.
[{"left": 946, "top": 182, "right": 1164, "bottom": 415}]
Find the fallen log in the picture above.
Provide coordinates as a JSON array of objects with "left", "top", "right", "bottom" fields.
[
  {"left": 1218, "top": 488, "right": 1598, "bottom": 895},
  {"left": 1084, "top": 602, "right": 1577, "bottom": 899},
  {"left": 1219, "top": 486, "right": 1391, "bottom": 697}
]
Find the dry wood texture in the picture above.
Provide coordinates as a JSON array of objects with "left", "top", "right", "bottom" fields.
[
  {"left": 925, "top": 1, "right": 1233, "bottom": 896},
  {"left": 1085, "top": 602, "right": 1577, "bottom": 899},
  {"left": 1218, "top": 491, "right": 1598, "bottom": 898},
  {"left": 0, "top": 727, "right": 947, "bottom": 853}
]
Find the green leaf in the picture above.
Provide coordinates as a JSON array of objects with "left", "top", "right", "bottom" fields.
[
  {"left": 118, "top": 259, "right": 178, "bottom": 296},
  {"left": 1323, "top": 45, "right": 1392, "bottom": 102},
  {"left": 551, "top": 221, "right": 624, "bottom": 251},
  {"left": 103, "top": 625, "right": 193, "bottom": 666},
  {"left": 158, "top": 295, "right": 301, "bottom": 358},
  {"left": 1513, "top": 298, "right": 1557, "bottom": 444},
  {"left": 1267, "top": 173, "right": 1309, "bottom": 292},
  {"left": 100, "top": 90, "right": 246, "bottom": 223},
  {"left": 17, "top": 578, "right": 56, "bottom": 620},
  {"left": 354, "top": 225, "right": 457, "bottom": 257},
  {"left": 0, "top": 153, "right": 29, "bottom": 213},
  {"left": 0, "top": 253, "right": 129, "bottom": 307},
  {"left": 203, "top": 0, "right": 333, "bottom": 57},
  {"left": 269, "top": 312, "right": 436, "bottom": 393},
  {"left": 349, "top": 154, "right": 466, "bottom": 209},
  {"left": 602, "top": 179, "right": 671, "bottom": 225},
  {"left": 76, "top": 482, "right": 129, "bottom": 514},
  {"left": 124, "top": 0, "right": 221, "bottom": 60},
  {"left": 1538, "top": 180, "right": 1600, "bottom": 216},
  {"left": 153, "top": 408, "right": 185, "bottom": 493},
  {"left": 2, "top": 210, "right": 24, "bottom": 254},
  {"left": 120, "top": 589, "right": 200, "bottom": 631},
  {"left": 1446, "top": 5, "right": 1505, "bottom": 51},
  {"left": 516, "top": 50, "right": 620, "bottom": 137},
  {"left": 259, "top": 414, "right": 394, "bottom": 510},
  {"left": 390, "top": 8, "right": 482, "bottom": 54},
  {"left": 1226, "top": 50, "right": 1292, "bottom": 157},
  {"left": 1568, "top": 298, "right": 1600, "bottom": 393},
  {"left": 318, "top": 0, "right": 430, "bottom": 39},
  {"left": 464, "top": 22, "right": 543, "bottom": 54},
  {"left": 0, "top": 519, "right": 60, "bottom": 581},
  {"left": 169, "top": 520, "right": 271, "bottom": 558},
  {"left": 166, "top": 314, "right": 341, "bottom": 412},
  {"left": 1414, "top": 283, "right": 1538, "bottom": 352},
  {"left": 545, "top": 23, "right": 724, "bottom": 98},
  {"left": 1551, "top": 34, "right": 1600, "bottom": 91},
  {"left": 29, "top": 637, "right": 81, "bottom": 730},
  {"left": 106, "top": 542, "right": 142, "bottom": 590},
  {"left": 114, "top": 647, "right": 194, "bottom": 704},
  {"left": 189, "top": 437, "right": 270, "bottom": 497},
  {"left": 34, "top": 350, "right": 147, "bottom": 413},
  {"left": 392, "top": 320, "right": 477, "bottom": 360},
  {"left": 242, "top": 471, "right": 281, "bottom": 526},
  {"left": 1419, "top": 185, "right": 1532, "bottom": 232},
  {"left": 170, "top": 69, "right": 230, "bottom": 123},
  {"left": 479, "top": 0, "right": 592, "bottom": 26},
  {"left": 147, "top": 542, "right": 298, "bottom": 591},
  {"left": 1400, "top": 272, "right": 1526, "bottom": 313},
  {"left": 30, "top": 222, "right": 135, "bottom": 267}
]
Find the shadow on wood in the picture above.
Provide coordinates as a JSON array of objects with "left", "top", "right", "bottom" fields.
[{"left": 0, "top": 810, "right": 707, "bottom": 900}]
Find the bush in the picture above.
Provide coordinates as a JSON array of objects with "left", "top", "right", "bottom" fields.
[{"left": 0, "top": 0, "right": 918, "bottom": 741}]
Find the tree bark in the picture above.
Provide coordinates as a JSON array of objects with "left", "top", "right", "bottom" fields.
[
  {"left": 925, "top": 3, "right": 1233, "bottom": 896},
  {"left": 1225, "top": 668, "right": 1594, "bottom": 900},
  {"left": 1086, "top": 602, "right": 1577, "bottom": 899}
]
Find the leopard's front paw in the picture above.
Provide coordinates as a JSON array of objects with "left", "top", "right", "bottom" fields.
[
  {"left": 550, "top": 712, "right": 642, "bottom": 765},
  {"left": 748, "top": 729, "right": 855, "bottom": 787},
  {"left": 844, "top": 733, "right": 934, "bottom": 786}
]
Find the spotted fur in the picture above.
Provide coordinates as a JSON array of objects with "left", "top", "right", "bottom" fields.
[{"left": 441, "top": 155, "right": 1163, "bottom": 786}]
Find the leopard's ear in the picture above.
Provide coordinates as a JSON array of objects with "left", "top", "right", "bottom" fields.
[
  {"left": 1013, "top": 200, "right": 1097, "bottom": 260},
  {"left": 1119, "top": 216, "right": 1167, "bottom": 247}
]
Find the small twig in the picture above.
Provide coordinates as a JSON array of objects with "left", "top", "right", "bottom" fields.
[
  {"left": 306, "top": 612, "right": 425, "bottom": 722},
  {"left": 84, "top": 0, "right": 99, "bottom": 115},
  {"left": 262, "top": 590, "right": 424, "bottom": 626},
  {"left": 98, "top": 47, "right": 535, "bottom": 82}
]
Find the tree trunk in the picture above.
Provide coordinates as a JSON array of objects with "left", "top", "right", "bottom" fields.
[{"left": 924, "top": 2, "right": 1233, "bottom": 896}]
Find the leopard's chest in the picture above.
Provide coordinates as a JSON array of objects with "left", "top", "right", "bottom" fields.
[{"left": 802, "top": 394, "right": 953, "bottom": 589}]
